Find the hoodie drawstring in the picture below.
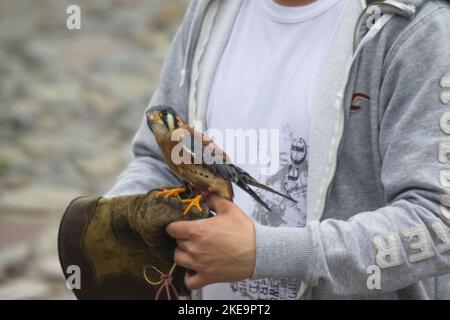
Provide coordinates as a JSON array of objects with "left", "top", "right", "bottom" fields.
[{"left": 180, "top": 2, "right": 205, "bottom": 88}]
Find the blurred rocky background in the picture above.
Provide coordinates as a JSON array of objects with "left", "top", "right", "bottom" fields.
[{"left": 0, "top": 0, "right": 188, "bottom": 299}]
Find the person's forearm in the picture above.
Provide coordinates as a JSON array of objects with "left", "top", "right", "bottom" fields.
[
  {"left": 104, "top": 154, "right": 179, "bottom": 197},
  {"left": 252, "top": 201, "right": 450, "bottom": 296}
]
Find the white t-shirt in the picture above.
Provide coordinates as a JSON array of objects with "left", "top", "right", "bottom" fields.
[{"left": 204, "top": 0, "right": 347, "bottom": 300}]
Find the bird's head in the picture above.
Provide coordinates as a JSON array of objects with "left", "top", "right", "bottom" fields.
[{"left": 146, "top": 106, "right": 184, "bottom": 136}]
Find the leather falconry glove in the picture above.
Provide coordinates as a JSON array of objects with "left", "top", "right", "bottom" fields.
[{"left": 58, "top": 188, "right": 210, "bottom": 300}]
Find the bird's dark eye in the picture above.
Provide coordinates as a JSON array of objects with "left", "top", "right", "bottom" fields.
[{"left": 160, "top": 110, "right": 168, "bottom": 117}]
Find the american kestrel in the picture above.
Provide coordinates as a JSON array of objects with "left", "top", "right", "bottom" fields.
[{"left": 146, "top": 106, "right": 296, "bottom": 215}]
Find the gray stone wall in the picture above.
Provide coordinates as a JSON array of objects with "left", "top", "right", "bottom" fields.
[{"left": 0, "top": 0, "right": 189, "bottom": 299}]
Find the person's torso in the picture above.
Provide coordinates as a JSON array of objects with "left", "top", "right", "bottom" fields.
[{"left": 203, "top": 0, "right": 347, "bottom": 300}]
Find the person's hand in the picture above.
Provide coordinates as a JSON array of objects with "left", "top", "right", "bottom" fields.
[{"left": 166, "top": 194, "right": 256, "bottom": 290}]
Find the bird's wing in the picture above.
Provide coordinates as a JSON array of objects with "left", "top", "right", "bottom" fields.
[{"left": 175, "top": 126, "right": 296, "bottom": 211}]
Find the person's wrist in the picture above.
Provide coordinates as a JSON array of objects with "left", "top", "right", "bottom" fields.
[
  {"left": 252, "top": 223, "right": 315, "bottom": 281},
  {"left": 245, "top": 218, "right": 257, "bottom": 279}
]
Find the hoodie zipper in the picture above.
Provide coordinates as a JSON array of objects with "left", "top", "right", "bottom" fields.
[
  {"left": 320, "top": 1, "right": 376, "bottom": 215},
  {"left": 325, "top": 4, "right": 372, "bottom": 208},
  {"left": 322, "top": 8, "right": 398, "bottom": 215}
]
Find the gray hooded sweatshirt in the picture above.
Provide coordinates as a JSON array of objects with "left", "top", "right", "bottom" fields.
[{"left": 106, "top": 0, "right": 450, "bottom": 299}]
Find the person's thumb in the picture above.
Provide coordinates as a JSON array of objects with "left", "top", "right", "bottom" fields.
[
  {"left": 205, "top": 193, "right": 231, "bottom": 215},
  {"left": 184, "top": 272, "right": 209, "bottom": 291}
]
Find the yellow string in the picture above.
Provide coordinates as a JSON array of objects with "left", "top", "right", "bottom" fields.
[{"left": 142, "top": 265, "right": 164, "bottom": 286}]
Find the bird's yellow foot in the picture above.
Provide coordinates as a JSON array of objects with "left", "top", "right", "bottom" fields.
[
  {"left": 155, "top": 187, "right": 186, "bottom": 199},
  {"left": 181, "top": 194, "right": 203, "bottom": 216}
]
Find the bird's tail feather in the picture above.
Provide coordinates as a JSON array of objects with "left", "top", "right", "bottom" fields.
[
  {"left": 235, "top": 180, "right": 271, "bottom": 211},
  {"left": 232, "top": 165, "right": 297, "bottom": 204}
]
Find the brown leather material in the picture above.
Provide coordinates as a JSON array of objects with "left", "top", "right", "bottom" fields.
[{"left": 58, "top": 189, "right": 209, "bottom": 300}]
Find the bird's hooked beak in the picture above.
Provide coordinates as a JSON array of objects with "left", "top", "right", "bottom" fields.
[
  {"left": 146, "top": 111, "right": 161, "bottom": 132},
  {"left": 147, "top": 111, "right": 161, "bottom": 122}
]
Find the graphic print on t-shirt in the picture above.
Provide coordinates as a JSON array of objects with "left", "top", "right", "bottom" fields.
[
  {"left": 228, "top": 125, "right": 308, "bottom": 300},
  {"left": 253, "top": 125, "right": 308, "bottom": 228},
  {"left": 231, "top": 278, "right": 302, "bottom": 300}
]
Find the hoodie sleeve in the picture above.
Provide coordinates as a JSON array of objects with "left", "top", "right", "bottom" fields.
[
  {"left": 252, "top": 8, "right": 450, "bottom": 296},
  {"left": 104, "top": 1, "right": 201, "bottom": 197}
]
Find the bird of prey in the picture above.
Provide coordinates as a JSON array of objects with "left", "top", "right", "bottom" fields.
[{"left": 146, "top": 105, "right": 296, "bottom": 215}]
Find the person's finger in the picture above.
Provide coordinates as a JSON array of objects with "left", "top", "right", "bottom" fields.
[
  {"left": 174, "top": 247, "right": 197, "bottom": 270},
  {"left": 184, "top": 271, "right": 209, "bottom": 291},
  {"left": 205, "top": 193, "right": 231, "bottom": 214},
  {"left": 176, "top": 239, "right": 191, "bottom": 252},
  {"left": 166, "top": 221, "right": 193, "bottom": 240}
]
